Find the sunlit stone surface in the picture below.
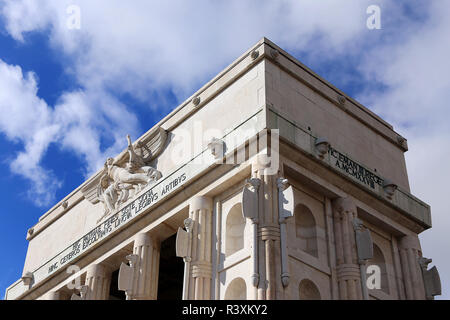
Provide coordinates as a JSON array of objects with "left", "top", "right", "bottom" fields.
[{"left": 5, "top": 38, "right": 440, "bottom": 300}]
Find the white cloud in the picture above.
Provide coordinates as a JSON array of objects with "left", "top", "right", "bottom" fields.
[
  {"left": 0, "top": 60, "right": 60, "bottom": 206},
  {"left": 0, "top": 0, "right": 376, "bottom": 204},
  {"left": 0, "top": 59, "right": 139, "bottom": 206},
  {"left": 356, "top": 1, "right": 450, "bottom": 299},
  {"left": 1, "top": 0, "right": 374, "bottom": 100}
]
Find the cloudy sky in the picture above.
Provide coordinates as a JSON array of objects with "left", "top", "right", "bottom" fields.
[{"left": 0, "top": 0, "right": 448, "bottom": 299}]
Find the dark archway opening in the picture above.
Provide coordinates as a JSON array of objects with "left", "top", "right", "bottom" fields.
[
  {"left": 157, "top": 233, "right": 184, "bottom": 299},
  {"left": 109, "top": 269, "right": 126, "bottom": 300}
]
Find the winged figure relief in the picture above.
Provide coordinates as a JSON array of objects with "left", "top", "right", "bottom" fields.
[{"left": 93, "top": 132, "right": 165, "bottom": 222}]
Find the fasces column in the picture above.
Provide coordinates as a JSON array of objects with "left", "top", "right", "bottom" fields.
[
  {"left": 398, "top": 235, "right": 425, "bottom": 300},
  {"left": 132, "top": 233, "right": 160, "bottom": 300},
  {"left": 252, "top": 154, "right": 279, "bottom": 300},
  {"left": 85, "top": 264, "right": 111, "bottom": 300},
  {"left": 189, "top": 196, "right": 213, "bottom": 300},
  {"left": 46, "top": 291, "right": 62, "bottom": 300},
  {"left": 332, "top": 197, "right": 362, "bottom": 300}
]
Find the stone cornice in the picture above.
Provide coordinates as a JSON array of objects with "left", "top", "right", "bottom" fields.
[
  {"left": 29, "top": 38, "right": 409, "bottom": 237},
  {"left": 268, "top": 107, "right": 431, "bottom": 230}
]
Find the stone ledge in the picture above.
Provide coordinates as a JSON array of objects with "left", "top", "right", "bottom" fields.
[{"left": 267, "top": 108, "right": 431, "bottom": 230}]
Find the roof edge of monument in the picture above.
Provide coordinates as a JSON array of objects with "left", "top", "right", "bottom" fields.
[{"left": 31, "top": 37, "right": 408, "bottom": 237}]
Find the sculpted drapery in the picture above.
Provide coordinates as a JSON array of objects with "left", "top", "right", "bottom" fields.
[{"left": 97, "top": 135, "right": 162, "bottom": 221}]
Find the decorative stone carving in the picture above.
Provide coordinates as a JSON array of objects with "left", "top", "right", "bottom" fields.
[
  {"left": 332, "top": 197, "right": 362, "bottom": 300},
  {"left": 277, "top": 177, "right": 294, "bottom": 287},
  {"left": 419, "top": 257, "right": 441, "bottom": 300},
  {"left": 207, "top": 137, "right": 225, "bottom": 159},
  {"left": 61, "top": 200, "right": 68, "bottom": 209},
  {"left": 188, "top": 197, "right": 213, "bottom": 300},
  {"left": 352, "top": 217, "right": 373, "bottom": 300},
  {"left": 192, "top": 96, "right": 201, "bottom": 106},
  {"left": 399, "top": 235, "right": 425, "bottom": 300},
  {"left": 176, "top": 226, "right": 190, "bottom": 259},
  {"left": 242, "top": 178, "right": 262, "bottom": 288},
  {"left": 81, "top": 127, "right": 167, "bottom": 207},
  {"left": 130, "top": 234, "right": 160, "bottom": 300},
  {"left": 242, "top": 178, "right": 261, "bottom": 221},
  {"left": 270, "top": 48, "right": 279, "bottom": 60},
  {"left": 382, "top": 179, "right": 398, "bottom": 200},
  {"left": 337, "top": 95, "right": 346, "bottom": 106},
  {"left": 21, "top": 272, "right": 33, "bottom": 287},
  {"left": 352, "top": 217, "right": 373, "bottom": 263},
  {"left": 94, "top": 134, "right": 163, "bottom": 222},
  {"left": 277, "top": 177, "right": 294, "bottom": 220},
  {"left": 251, "top": 50, "right": 259, "bottom": 60},
  {"left": 315, "top": 137, "right": 330, "bottom": 159},
  {"left": 176, "top": 218, "right": 193, "bottom": 256},
  {"left": 84, "top": 264, "right": 111, "bottom": 300},
  {"left": 118, "top": 254, "right": 139, "bottom": 300},
  {"left": 176, "top": 218, "right": 194, "bottom": 300},
  {"left": 70, "top": 285, "right": 88, "bottom": 300}
]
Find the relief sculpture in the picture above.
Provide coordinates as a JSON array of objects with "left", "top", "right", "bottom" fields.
[{"left": 87, "top": 132, "right": 165, "bottom": 222}]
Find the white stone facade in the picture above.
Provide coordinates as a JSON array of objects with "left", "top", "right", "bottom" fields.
[{"left": 4, "top": 38, "right": 440, "bottom": 300}]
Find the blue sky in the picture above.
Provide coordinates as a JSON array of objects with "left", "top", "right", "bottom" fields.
[{"left": 0, "top": 0, "right": 449, "bottom": 299}]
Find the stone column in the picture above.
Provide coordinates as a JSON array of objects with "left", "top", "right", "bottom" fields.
[
  {"left": 251, "top": 154, "right": 280, "bottom": 300},
  {"left": 398, "top": 235, "right": 425, "bottom": 300},
  {"left": 46, "top": 291, "right": 62, "bottom": 300},
  {"left": 332, "top": 197, "right": 362, "bottom": 300},
  {"left": 132, "top": 233, "right": 160, "bottom": 300},
  {"left": 242, "top": 176, "right": 261, "bottom": 300},
  {"left": 84, "top": 264, "right": 111, "bottom": 300},
  {"left": 260, "top": 224, "right": 280, "bottom": 300},
  {"left": 189, "top": 196, "right": 213, "bottom": 300}
]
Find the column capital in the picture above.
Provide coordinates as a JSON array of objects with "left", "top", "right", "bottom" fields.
[
  {"left": 86, "top": 263, "right": 107, "bottom": 278},
  {"left": 251, "top": 153, "right": 271, "bottom": 173},
  {"left": 399, "top": 234, "right": 422, "bottom": 251},
  {"left": 46, "top": 291, "right": 62, "bottom": 300},
  {"left": 85, "top": 263, "right": 110, "bottom": 300},
  {"left": 189, "top": 196, "right": 213, "bottom": 211},
  {"left": 332, "top": 197, "right": 357, "bottom": 217},
  {"left": 259, "top": 225, "right": 281, "bottom": 241},
  {"left": 191, "top": 262, "right": 212, "bottom": 279},
  {"left": 134, "top": 232, "right": 154, "bottom": 247},
  {"left": 336, "top": 264, "right": 361, "bottom": 281}
]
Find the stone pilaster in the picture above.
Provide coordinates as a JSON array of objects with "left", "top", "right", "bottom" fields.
[
  {"left": 46, "top": 291, "right": 62, "bottom": 300},
  {"left": 132, "top": 233, "right": 160, "bottom": 300},
  {"left": 251, "top": 154, "right": 280, "bottom": 300},
  {"left": 84, "top": 264, "right": 111, "bottom": 300},
  {"left": 189, "top": 196, "right": 213, "bottom": 300},
  {"left": 332, "top": 197, "right": 362, "bottom": 300},
  {"left": 398, "top": 235, "right": 425, "bottom": 300}
]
